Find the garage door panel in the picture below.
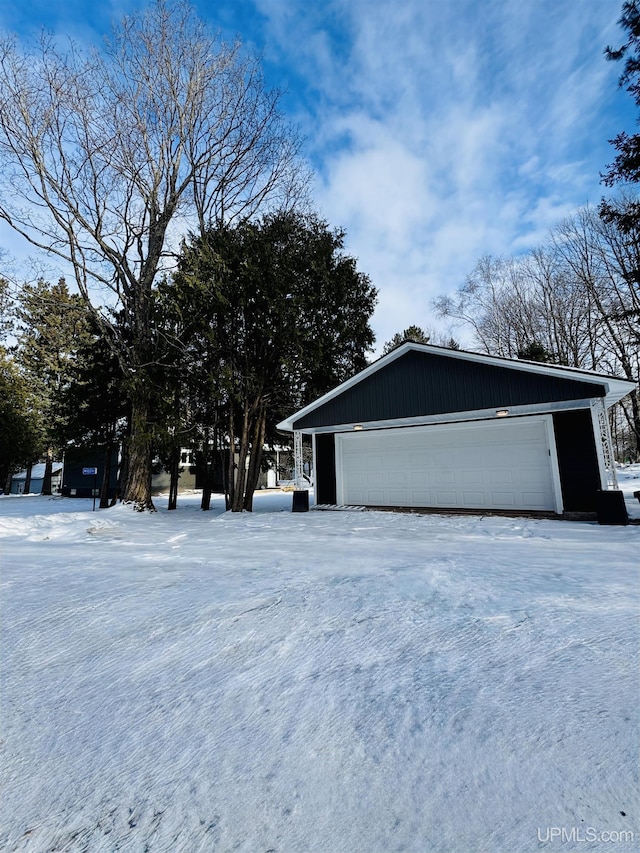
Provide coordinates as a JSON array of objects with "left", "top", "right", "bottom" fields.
[
  {"left": 520, "top": 469, "right": 548, "bottom": 486},
  {"left": 388, "top": 472, "right": 408, "bottom": 487},
  {"left": 490, "top": 470, "right": 514, "bottom": 486},
  {"left": 409, "top": 489, "right": 433, "bottom": 503},
  {"left": 358, "top": 489, "right": 384, "bottom": 504},
  {"left": 491, "top": 491, "right": 516, "bottom": 506},
  {"left": 522, "top": 492, "right": 548, "bottom": 508},
  {"left": 337, "top": 418, "right": 557, "bottom": 512},
  {"left": 462, "top": 490, "right": 486, "bottom": 504}
]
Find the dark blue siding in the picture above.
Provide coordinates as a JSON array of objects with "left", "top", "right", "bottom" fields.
[
  {"left": 62, "top": 447, "right": 119, "bottom": 498},
  {"left": 293, "top": 351, "right": 605, "bottom": 430},
  {"left": 315, "top": 433, "right": 336, "bottom": 505},
  {"left": 552, "top": 410, "right": 600, "bottom": 512}
]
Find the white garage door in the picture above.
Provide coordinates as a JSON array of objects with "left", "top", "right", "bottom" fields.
[{"left": 335, "top": 417, "right": 559, "bottom": 512}]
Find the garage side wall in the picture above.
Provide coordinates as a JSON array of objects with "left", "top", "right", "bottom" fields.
[
  {"left": 552, "top": 409, "right": 601, "bottom": 512},
  {"left": 315, "top": 433, "right": 337, "bottom": 504}
]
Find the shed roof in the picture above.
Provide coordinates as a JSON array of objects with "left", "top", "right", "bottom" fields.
[
  {"left": 13, "top": 462, "right": 63, "bottom": 480},
  {"left": 278, "top": 343, "right": 636, "bottom": 433}
]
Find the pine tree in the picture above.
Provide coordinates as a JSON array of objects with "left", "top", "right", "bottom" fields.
[
  {"left": 603, "top": 2, "right": 640, "bottom": 188},
  {"left": 58, "top": 315, "right": 129, "bottom": 506},
  {"left": 170, "top": 212, "right": 377, "bottom": 511},
  {"left": 0, "top": 350, "right": 40, "bottom": 491},
  {"left": 14, "top": 279, "right": 94, "bottom": 493},
  {"left": 382, "top": 326, "right": 431, "bottom": 355}
]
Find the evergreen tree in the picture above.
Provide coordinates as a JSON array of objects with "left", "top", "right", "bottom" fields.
[
  {"left": 154, "top": 267, "right": 228, "bottom": 511},
  {"left": 170, "top": 212, "right": 377, "bottom": 511},
  {"left": 517, "top": 341, "right": 556, "bottom": 363},
  {"left": 0, "top": 276, "right": 15, "bottom": 343},
  {"left": 14, "top": 279, "right": 94, "bottom": 493},
  {"left": 382, "top": 326, "right": 431, "bottom": 355},
  {"left": 58, "top": 315, "right": 129, "bottom": 507},
  {"left": 0, "top": 350, "right": 40, "bottom": 491},
  {"left": 603, "top": 1, "right": 640, "bottom": 188}
]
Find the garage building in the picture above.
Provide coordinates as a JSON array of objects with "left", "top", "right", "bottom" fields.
[{"left": 277, "top": 343, "right": 636, "bottom": 516}]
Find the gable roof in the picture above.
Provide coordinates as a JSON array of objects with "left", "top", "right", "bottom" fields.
[{"left": 278, "top": 343, "right": 636, "bottom": 432}]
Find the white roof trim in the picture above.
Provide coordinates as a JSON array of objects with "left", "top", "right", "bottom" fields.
[{"left": 277, "top": 343, "right": 636, "bottom": 432}]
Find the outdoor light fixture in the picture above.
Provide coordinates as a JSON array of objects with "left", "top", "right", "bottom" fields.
[
  {"left": 353, "top": 424, "right": 363, "bottom": 430},
  {"left": 496, "top": 409, "right": 509, "bottom": 417}
]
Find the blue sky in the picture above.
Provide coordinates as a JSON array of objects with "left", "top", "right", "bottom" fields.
[{"left": 0, "top": 0, "right": 635, "bottom": 351}]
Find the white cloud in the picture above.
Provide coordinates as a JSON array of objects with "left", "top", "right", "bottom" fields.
[
  {"left": 252, "top": 0, "right": 628, "bottom": 351},
  {"left": 0, "top": 0, "right": 630, "bottom": 353}
]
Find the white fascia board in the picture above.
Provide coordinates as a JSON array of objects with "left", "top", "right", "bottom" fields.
[
  {"left": 283, "top": 397, "right": 596, "bottom": 436},
  {"left": 276, "top": 342, "right": 637, "bottom": 432}
]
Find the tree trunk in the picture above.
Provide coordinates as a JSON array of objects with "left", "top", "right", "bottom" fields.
[
  {"left": 99, "top": 443, "right": 113, "bottom": 509},
  {"left": 200, "top": 451, "right": 213, "bottom": 511},
  {"left": 122, "top": 386, "right": 155, "bottom": 511},
  {"left": 197, "top": 428, "right": 212, "bottom": 511},
  {"left": 168, "top": 445, "right": 180, "bottom": 510},
  {"left": 115, "top": 435, "right": 128, "bottom": 504},
  {"left": 201, "top": 474, "right": 212, "bottom": 511},
  {"left": 226, "top": 409, "right": 236, "bottom": 511},
  {"left": 243, "top": 406, "right": 267, "bottom": 511},
  {"left": 231, "top": 404, "right": 250, "bottom": 512},
  {"left": 626, "top": 388, "right": 640, "bottom": 460},
  {"left": 24, "top": 462, "right": 33, "bottom": 494},
  {"left": 617, "top": 355, "right": 640, "bottom": 460},
  {"left": 42, "top": 449, "right": 53, "bottom": 496}
]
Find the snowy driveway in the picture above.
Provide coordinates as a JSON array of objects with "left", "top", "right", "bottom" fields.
[{"left": 1, "top": 482, "right": 638, "bottom": 852}]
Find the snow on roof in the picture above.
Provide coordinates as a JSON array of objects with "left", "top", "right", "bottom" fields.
[{"left": 13, "top": 462, "right": 63, "bottom": 480}]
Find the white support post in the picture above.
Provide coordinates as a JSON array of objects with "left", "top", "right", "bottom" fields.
[
  {"left": 591, "top": 398, "right": 618, "bottom": 490},
  {"left": 293, "top": 430, "right": 305, "bottom": 489}
]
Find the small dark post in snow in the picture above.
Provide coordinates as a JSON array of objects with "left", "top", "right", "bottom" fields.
[{"left": 83, "top": 467, "right": 98, "bottom": 511}]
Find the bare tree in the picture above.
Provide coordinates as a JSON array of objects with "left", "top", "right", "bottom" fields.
[
  {"left": 0, "top": 0, "right": 307, "bottom": 509},
  {"left": 434, "top": 254, "right": 545, "bottom": 358},
  {"left": 441, "top": 251, "right": 594, "bottom": 367},
  {"left": 435, "top": 200, "right": 639, "bottom": 459},
  {"left": 521, "top": 248, "right": 599, "bottom": 369},
  {"left": 553, "top": 202, "right": 640, "bottom": 456}
]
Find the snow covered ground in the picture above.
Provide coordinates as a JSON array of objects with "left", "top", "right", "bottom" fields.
[{"left": 1, "top": 469, "right": 639, "bottom": 853}]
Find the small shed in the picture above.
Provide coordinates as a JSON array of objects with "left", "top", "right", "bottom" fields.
[
  {"left": 277, "top": 343, "right": 636, "bottom": 516},
  {"left": 10, "top": 462, "right": 63, "bottom": 495},
  {"left": 61, "top": 447, "right": 119, "bottom": 498}
]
